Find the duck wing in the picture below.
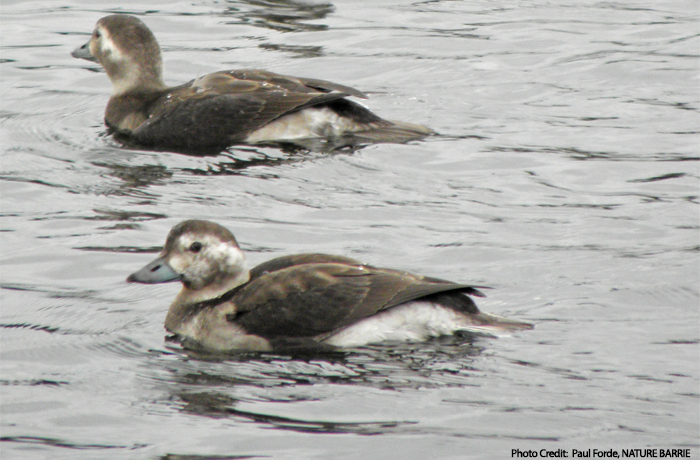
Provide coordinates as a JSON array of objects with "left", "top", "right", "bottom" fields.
[
  {"left": 292, "top": 76, "right": 368, "bottom": 99},
  {"left": 225, "top": 69, "right": 368, "bottom": 99},
  {"left": 248, "top": 253, "right": 368, "bottom": 280},
  {"left": 228, "top": 262, "right": 485, "bottom": 338},
  {"left": 131, "top": 70, "right": 354, "bottom": 149}
]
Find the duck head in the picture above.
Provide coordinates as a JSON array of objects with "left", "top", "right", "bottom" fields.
[
  {"left": 128, "top": 220, "right": 250, "bottom": 304},
  {"left": 72, "top": 14, "right": 166, "bottom": 95}
]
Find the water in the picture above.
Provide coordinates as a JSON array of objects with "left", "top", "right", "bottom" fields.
[{"left": 1, "top": 0, "right": 698, "bottom": 458}]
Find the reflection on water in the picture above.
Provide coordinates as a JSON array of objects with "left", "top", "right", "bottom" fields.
[
  {"left": 92, "top": 162, "right": 173, "bottom": 190},
  {"left": 136, "top": 336, "right": 484, "bottom": 436},
  {"left": 0, "top": 436, "right": 135, "bottom": 452},
  {"left": 178, "top": 392, "right": 414, "bottom": 434},
  {"left": 221, "top": 0, "right": 335, "bottom": 33},
  {"left": 160, "top": 454, "right": 260, "bottom": 460},
  {"left": 155, "top": 333, "right": 486, "bottom": 390}
]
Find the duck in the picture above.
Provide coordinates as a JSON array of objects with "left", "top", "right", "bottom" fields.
[
  {"left": 127, "top": 220, "right": 532, "bottom": 352},
  {"left": 72, "top": 14, "right": 433, "bottom": 153}
]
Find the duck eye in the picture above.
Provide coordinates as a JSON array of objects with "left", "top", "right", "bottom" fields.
[
  {"left": 94, "top": 30, "right": 101, "bottom": 39},
  {"left": 189, "top": 242, "right": 203, "bottom": 253}
]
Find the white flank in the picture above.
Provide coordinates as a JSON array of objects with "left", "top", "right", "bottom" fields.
[
  {"left": 323, "top": 301, "right": 507, "bottom": 348},
  {"left": 245, "top": 106, "right": 366, "bottom": 143}
]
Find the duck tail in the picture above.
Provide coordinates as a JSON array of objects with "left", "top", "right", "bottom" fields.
[
  {"left": 352, "top": 119, "right": 435, "bottom": 144},
  {"left": 461, "top": 311, "right": 534, "bottom": 334}
]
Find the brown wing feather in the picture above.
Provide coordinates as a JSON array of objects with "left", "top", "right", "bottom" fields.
[
  {"left": 223, "top": 69, "right": 367, "bottom": 98},
  {"left": 131, "top": 71, "right": 351, "bottom": 149},
  {"left": 249, "top": 253, "right": 367, "bottom": 281},
  {"left": 294, "top": 76, "right": 368, "bottom": 99},
  {"left": 230, "top": 263, "right": 482, "bottom": 338}
]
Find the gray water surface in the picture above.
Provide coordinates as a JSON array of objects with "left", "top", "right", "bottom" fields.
[{"left": 1, "top": 0, "right": 698, "bottom": 459}]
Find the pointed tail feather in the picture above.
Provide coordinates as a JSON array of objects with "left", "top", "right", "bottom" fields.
[
  {"left": 351, "top": 120, "right": 435, "bottom": 144},
  {"left": 460, "top": 311, "right": 534, "bottom": 334}
]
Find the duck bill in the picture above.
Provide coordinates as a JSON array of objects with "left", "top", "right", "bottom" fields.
[
  {"left": 71, "top": 40, "right": 97, "bottom": 62},
  {"left": 127, "top": 256, "right": 181, "bottom": 284}
]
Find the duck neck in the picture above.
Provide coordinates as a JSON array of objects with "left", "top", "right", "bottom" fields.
[
  {"left": 164, "top": 270, "right": 250, "bottom": 333},
  {"left": 101, "top": 54, "right": 166, "bottom": 97},
  {"left": 105, "top": 89, "right": 166, "bottom": 132}
]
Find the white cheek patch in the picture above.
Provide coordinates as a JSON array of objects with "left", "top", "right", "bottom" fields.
[
  {"left": 205, "top": 239, "right": 233, "bottom": 261},
  {"left": 99, "top": 28, "right": 125, "bottom": 62},
  {"left": 205, "top": 240, "right": 248, "bottom": 285},
  {"left": 167, "top": 252, "right": 188, "bottom": 274},
  {"left": 167, "top": 234, "right": 202, "bottom": 274},
  {"left": 96, "top": 27, "right": 140, "bottom": 95},
  {"left": 215, "top": 241, "right": 247, "bottom": 273},
  {"left": 173, "top": 234, "right": 247, "bottom": 280},
  {"left": 176, "top": 234, "right": 197, "bottom": 252}
]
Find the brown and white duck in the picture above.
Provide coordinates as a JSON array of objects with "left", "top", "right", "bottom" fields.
[
  {"left": 72, "top": 14, "right": 433, "bottom": 153},
  {"left": 127, "top": 220, "right": 532, "bottom": 352}
]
